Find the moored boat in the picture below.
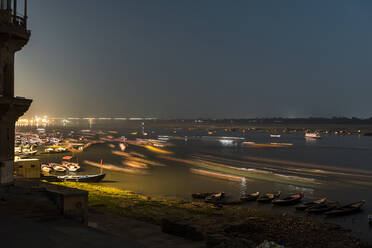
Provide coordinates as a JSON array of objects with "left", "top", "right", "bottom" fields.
[
  {"left": 205, "top": 192, "right": 225, "bottom": 203},
  {"left": 270, "top": 143, "right": 293, "bottom": 147},
  {"left": 324, "top": 200, "right": 365, "bottom": 217},
  {"left": 305, "top": 133, "right": 322, "bottom": 139},
  {"left": 257, "top": 191, "right": 281, "bottom": 203},
  {"left": 192, "top": 192, "right": 218, "bottom": 199},
  {"left": 270, "top": 134, "right": 281, "bottom": 138},
  {"left": 243, "top": 142, "right": 288, "bottom": 148},
  {"left": 306, "top": 201, "right": 340, "bottom": 214},
  {"left": 240, "top": 192, "right": 259, "bottom": 202},
  {"left": 119, "top": 143, "right": 126, "bottom": 151},
  {"left": 41, "top": 164, "right": 52, "bottom": 173},
  {"left": 296, "top": 197, "right": 327, "bottom": 211},
  {"left": 56, "top": 173, "right": 106, "bottom": 182},
  {"left": 62, "top": 161, "right": 80, "bottom": 172},
  {"left": 50, "top": 163, "right": 66, "bottom": 172},
  {"left": 272, "top": 192, "right": 304, "bottom": 206},
  {"left": 44, "top": 146, "right": 68, "bottom": 154}
]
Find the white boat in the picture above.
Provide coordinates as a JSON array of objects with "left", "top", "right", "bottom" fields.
[
  {"left": 270, "top": 143, "right": 293, "bottom": 147},
  {"left": 44, "top": 148, "right": 55, "bottom": 153},
  {"left": 305, "top": 133, "right": 322, "bottom": 139},
  {"left": 119, "top": 143, "right": 126, "bottom": 151},
  {"left": 24, "top": 150, "right": 37, "bottom": 156},
  {"left": 62, "top": 162, "right": 80, "bottom": 172},
  {"left": 158, "top": 135, "right": 170, "bottom": 141},
  {"left": 41, "top": 164, "right": 52, "bottom": 173},
  {"left": 15, "top": 147, "right": 22, "bottom": 154},
  {"left": 50, "top": 163, "right": 66, "bottom": 172},
  {"left": 270, "top": 134, "right": 281, "bottom": 138}
]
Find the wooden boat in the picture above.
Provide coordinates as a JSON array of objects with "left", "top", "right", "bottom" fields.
[
  {"left": 192, "top": 192, "right": 218, "bottom": 199},
  {"left": 40, "top": 175, "right": 60, "bottom": 182},
  {"left": 324, "top": 201, "right": 365, "bottom": 217},
  {"left": 19, "top": 154, "right": 31, "bottom": 159},
  {"left": 24, "top": 150, "right": 37, "bottom": 156},
  {"left": 50, "top": 163, "right": 66, "bottom": 172},
  {"left": 62, "top": 162, "right": 81, "bottom": 172},
  {"left": 306, "top": 201, "right": 340, "bottom": 214},
  {"left": 243, "top": 142, "right": 283, "bottom": 148},
  {"left": 305, "top": 133, "right": 322, "bottom": 139},
  {"left": 257, "top": 191, "right": 281, "bottom": 203},
  {"left": 205, "top": 192, "right": 225, "bottom": 203},
  {"left": 56, "top": 173, "right": 106, "bottom": 183},
  {"left": 272, "top": 192, "right": 304, "bottom": 206},
  {"left": 41, "top": 164, "right": 52, "bottom": 173},
  {"left": 240, "top": 192, "right": 259, "bottom": 202},
  {"left": 43, "top": 147, "right": 68, "bottom": 154},
  {"left": 270, "top": 134, "right": 281, "bottom": 138},
  {"left": 296, "top": 197, "right": 327, "bottom": 210}
]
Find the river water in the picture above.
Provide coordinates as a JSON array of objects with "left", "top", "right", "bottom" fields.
[{"left": 36, "top": 126, "right": 372, "bottom": 243}]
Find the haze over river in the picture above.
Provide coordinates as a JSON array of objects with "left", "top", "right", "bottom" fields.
[{"left": 37, "top": 125, "right": 372, "bottom": 242}]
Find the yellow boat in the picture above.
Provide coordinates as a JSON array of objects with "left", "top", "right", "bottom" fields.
[{"left": 243, "top": 142, "right": 293, "bottom": 148}]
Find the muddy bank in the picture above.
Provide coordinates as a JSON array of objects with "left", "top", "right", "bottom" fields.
[{"left": 52, "top": 182, "right": 371, "bottom": 248}]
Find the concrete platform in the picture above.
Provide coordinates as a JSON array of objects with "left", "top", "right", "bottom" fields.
[
  {"left": 0, "top": 214, "right": 144, "bottom": 248},
  {"left": 0, "top": 183, "right": 144, "bottom": 248}
]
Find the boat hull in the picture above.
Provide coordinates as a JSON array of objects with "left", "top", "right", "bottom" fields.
[
  {"left": 58, "top": 174, "right": 106, "bottom": 183},
  {"left": 41, "top": 174, "right": 106, "bottom": 183}
]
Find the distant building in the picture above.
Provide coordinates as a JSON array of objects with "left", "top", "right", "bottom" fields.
[{"left": 0, "top": 0, "right": 31, "bottom": 185}]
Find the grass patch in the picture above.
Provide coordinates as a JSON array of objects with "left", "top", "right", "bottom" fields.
[
  {"left": 51, "top": 182, "right": 225, "bottom": 225},
  {"left": 48, "top": 182, "right": 366, "bottom": 248}
]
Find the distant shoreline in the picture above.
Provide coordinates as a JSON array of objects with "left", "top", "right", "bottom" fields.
[{"left": 16, "top": 119, "right": 372, "bottom": 135}]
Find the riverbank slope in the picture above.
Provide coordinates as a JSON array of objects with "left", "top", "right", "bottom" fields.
[{"left": 52, "top": 182, "right": 371, "bottom": 248}]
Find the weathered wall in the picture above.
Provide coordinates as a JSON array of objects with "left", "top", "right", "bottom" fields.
[
  {"left": 0, "top": 6, "right": 31, "bottom": 184},
  {"left": 0, "top": 43, "right": 15, "bottom": 97}
]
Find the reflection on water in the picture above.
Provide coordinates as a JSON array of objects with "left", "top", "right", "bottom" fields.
[
  {"left": 305, "top": 137, "right": 318, "bottom": 144},
  {"left": 36, "top": 128, "right": 372, "bottom": 243},
  {"left": 240, "top": 177, "right": 247, "bottom": 196}
]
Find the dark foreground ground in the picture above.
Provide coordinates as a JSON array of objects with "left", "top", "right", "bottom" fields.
[
  {"left": 48, "top": 182, "right": 372, "bottom": 248},
  {"left": 1, "top": 178, "right": 370, "bottom": 248},
  {"left": 0, "top": 185, "right": 145, "bottom": 248}
]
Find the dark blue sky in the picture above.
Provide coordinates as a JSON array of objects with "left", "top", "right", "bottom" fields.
[{"left": 15, "top": 1, "right": 372, "bottom": 118}]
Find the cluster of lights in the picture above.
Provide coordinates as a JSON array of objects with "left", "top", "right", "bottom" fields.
[
  {"left": 16, "top": 116, "right": 157, "bottom": 127},
  {"left": 16, "top": 116, "right": 50, "bottom": 126}
]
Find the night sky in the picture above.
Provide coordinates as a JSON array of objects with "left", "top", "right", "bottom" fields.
[{"left": 15, "top": 1, "right": 372, "bottom": 118}]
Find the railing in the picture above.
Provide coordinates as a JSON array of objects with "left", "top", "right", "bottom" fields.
[
  {"left": 11, "top": 13, "right": 26, "bottom": 27},
  {"left": 0, "top": 0, "right": 28, "bottom": 28}
]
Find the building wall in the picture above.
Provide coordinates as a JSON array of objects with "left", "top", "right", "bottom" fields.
[
  {"left": 14, "top": 159, "right": 41, "bottom": 178},
  {"left": 0, "top": 1, "right": 31, "bottom": 185}
]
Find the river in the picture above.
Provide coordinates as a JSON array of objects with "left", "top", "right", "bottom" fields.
[{"left": 35, "top": 126, "right": 372, "bottom": 243}]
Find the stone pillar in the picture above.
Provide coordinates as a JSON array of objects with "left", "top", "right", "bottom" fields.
[
  {"left": 3, "top": 58, "right": 14, "bottom": 97},
  {"left": 0, "top": 1, "right": 31, "bottom": 185},
  {"left": 0, "top": 98, "right": 31, "bottom": 185},
  {"left": 0, "top": 119, "right": 14, "bottom": 185}
]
